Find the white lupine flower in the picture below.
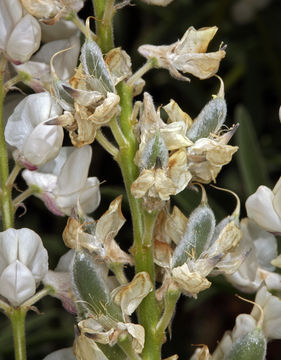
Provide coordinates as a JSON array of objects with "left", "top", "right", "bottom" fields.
[
  {"left": 4, "top": 92, "right": 63, "bottom": 169},
  {"left": 43, "top": 250, "right": 76, "bottom": 313},
  {"left": 0, "top": 228, "right": 48, "bottom": 306},
  {"left": 0, "top": 0, "right": 41, "bottom": 64},
  {"left": 138, "top": 26, "right": 225, "bottom": 81},
  {"left": 226, "top": 219, "right": 281, "bottom": 293},
  {"left": 41, "top": 20, "right": 78, "bottom": 43},
  {"left": 14, "top": 34, "right": 80, "bottom": 92},
  {"left": 43, "top": 348, "right": 76, "bottom": 360},
  {"left": 246, "top": 177, "right": 281, "bottom": 233},
  {"left": 22, "top": 146, "right": 100, "bottom": 216},
  {"left": 251, "top": 285, "right": 281, "bottom": 340}
]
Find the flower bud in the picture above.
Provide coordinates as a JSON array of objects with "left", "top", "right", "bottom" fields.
[
  {"left": 5, "top": 92, "right": 63, "bottom": 169},
  {"left": 0, "top": 228, "right": 48, "bottom": 306},
  {"left": 0, "top": 0, "right": 41, "bottom": 63}
]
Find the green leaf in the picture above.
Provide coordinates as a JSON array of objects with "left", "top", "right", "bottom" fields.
[
  {"left": 72, "top": 250, "right": 122, "bottom": 321},
  {"left": 80, "top": 39, "right": 115, "bottom": 94},
  {"left": 235, "top": 105, "right": 270, "bottom": 196},
  {"left": 172, "top": 204, "right": 216, "bottom": 267},
  {"left": 226, "top": 328, "right": 266, "bottom": 360},
  {"left": 187, "top": 97, "right": 227, "bottom": 142}
]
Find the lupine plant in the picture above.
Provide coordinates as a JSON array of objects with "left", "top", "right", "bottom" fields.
[{"left": 0, "top": 0, "right": 280, "bottom": 360}]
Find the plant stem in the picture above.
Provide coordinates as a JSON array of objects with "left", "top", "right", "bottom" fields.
[
  {"left": 110, "top": 263, "right": 128, "bottom": 285},
  {"left": 116, "top": 82, "right": 162, "bottom": 360},
  {"left": 8, "top": 308, "right": 27, "bottom": 360},
  {"left": 0, "top": 56, "right": 14, "bottom": 230},
  {"left": 21, "top": 287, "right": 53, "bottom": 308},
  {"left": 66, "top": 11, "right": 97, "bottom": 40},
  {"left": 156, "top": 289, "right": 180, "bottom": 339},
  {"left": 93, "top": 2, "right": 162, "bottom": 358},
  {"left": 4, "top": 72, "right": 31, "bottom": 94},
  {"left": 118, "top": 334, "right": 141, "bottom": 360},
  {"left": 93, "top": 0, "right": 115, "bottom": 52},
  {"left": 6, "top": 163, "right": 22, "bottom": 189},
  {"left": 143, "top": 210, "right": 158, "bottom": 247},
  {"left": 13, "top": 186, "right": 39, "bottom": 208},
  {"left": 96, "top": 129, "right": 119, "bottom": 157},
  {"left": 109, "top": 117, "right": 128, "bottom": 148},
  {"left": 127, "top": 58, "right": 158, "bottom": 88}
]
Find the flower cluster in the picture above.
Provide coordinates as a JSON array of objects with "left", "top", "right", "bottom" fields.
[{"left": 1, "top": 1, "right": 280, "bottom": 360}]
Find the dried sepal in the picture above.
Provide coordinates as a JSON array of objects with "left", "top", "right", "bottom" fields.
[
  {"left": 138, "top": 26, "right": 225, "bottom": 81},
  {"left": 165, "top": 206, "right": 188, "bottom": 245},
  {"left": 74, "top": 333, "right": 110, "bottom": 360},
  {"left": 88, "top": 92, "right": 120, "bottom": 126},
  {"left": 163, "top": 99, "right": 193, "bottom": 130},
  {"left": 171, "top": 263, "right": 211, "bottom": 297},
  {"left": 187, "top": 135, "right": 238, "bottom": 183},
  {"left": 190, "top": 345, "right": 211, "bottom": 360},
  {"left": 117, "top": 323, "right": 145, "bottom": 354},
  {"left": 105, "top": 48, "right": 132, "bottom": 86},
  {"left": 112, "top": 272, "right": 153, "bottom": 317}
]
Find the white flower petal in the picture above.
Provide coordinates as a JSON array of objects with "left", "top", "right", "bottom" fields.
[
  {"left": 272, "top": 176, "right": 281, "bottom": 220},
  {"left": 246, "top": 185, "right": 281, "bottom": 233},
  {"left": 252, "top": 286, "right": 281, "bottom": 339},
  {"left": 56, "top": 146, "right": 92, "bottom": 194},
  {"left": 6, "top": 14, "right": 41, "bottom": 63},
  {"left": 43, "top": 348, "right": 76, "bottom": 360},
  {"left": 23, "top": 122, "right": 63, "bottom": 166},
  {"left": 0, "top": 261, "right": 36, "bottom": 306},
  {"left": 5, "top": 92, "right": 62, "bottom": 153},
  {"left": 0, "top": 0, "right": 23, "bottom": 50}
]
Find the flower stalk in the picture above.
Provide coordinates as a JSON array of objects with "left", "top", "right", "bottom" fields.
[
  {"left": 0, "top": 56, "right": 14, "bottom": 230},
  {"left": 8, "top": 308, "right": 27, "bottom": 360},
  {"left": 93, "top": 0, "right": 116, "bottom": 52}
]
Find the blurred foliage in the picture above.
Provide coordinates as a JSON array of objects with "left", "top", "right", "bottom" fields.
[{"left": 1, "top": 0, "right": 281, "bottom": 358}]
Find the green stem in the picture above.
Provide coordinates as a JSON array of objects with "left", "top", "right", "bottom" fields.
[
  {"left": 0, "top": 299, "right": 11, "bottom": 313},
  {"left": 110, "top": 263, "right": 128, "bottom": 285},
  {"left": 96, "top": 129, "right": 119, "bottom": 157},
  {"left": 66, "top": 11, "right": 97, "bottom": 40},
  {"left": 4, "top": 72, "right": 31, "bottom": 94},
  {"left": 0, "top": 56, "right": 14, "bottom": 230},
  {"left": 13, "top": 186, "right": 39, "bottom": 208},
  {"left": 109, "top": 117, "right": 128, "bottom": 148},
  {"left": 143, "top": 210, "right": 158, "bottom": 247},
  {"left": 118, "top": 334, "right": 141, "bottom": 360},
  {"left": 21, "top": 287, "right": 53, "bottom": 308},
  {"left": 127, "top": 58, "right": 158, "bottom": 88},
  {"left": 156, "top": 289, "right": 180, "bottom": 339},
  {"left": 8, "top": 308, "right": 27, "bottom": 360},
  {"left": 6, "top": 163, "right": 22, "bottom": 189},
  {"left": 116, "top": 82, "right": 161, "bottom": 360},
  {"left": 93, "top": 0, "right": 115, "bottom": 52}
]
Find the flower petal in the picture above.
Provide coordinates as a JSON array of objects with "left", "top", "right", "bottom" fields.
[
  {"left": 0, "top": 261, "right": 36, "bottom": 306},
  {"left": 246, "top": 186, "right": 281, "bottom": 233}
]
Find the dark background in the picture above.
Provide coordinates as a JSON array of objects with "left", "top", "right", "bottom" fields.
[{"left": 1, "top": 0, "right": 281, "bottom": 358}]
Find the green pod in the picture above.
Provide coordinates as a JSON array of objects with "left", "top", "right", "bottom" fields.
[
  {"left": 186, "top": 97, "right": 227, "bottom": 142},
  {"left": 98, "top": 343, "right": 127, "bottom": 360},
  {"left": 140, "top": 132, "right": 168, "bottom": 169},
  {"left": 226, "top": 328, "right": 266, "bottom": 360},
  {"left": 172, "top": 204, "right": 215, "bottom": 268},
  {"left": 53, "top": 80, "right": 74, "bottom": 111},
  {"left": 80, "top": 39, "right": 115, "bottom": 94},
  {"left": 72, "top": 250, "right": 123, "bottom": 321}
]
